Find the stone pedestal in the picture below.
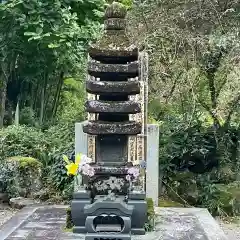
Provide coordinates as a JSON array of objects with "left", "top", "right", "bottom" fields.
[{"left": 75, "top": 122, "right": 160, "bottom": 206}]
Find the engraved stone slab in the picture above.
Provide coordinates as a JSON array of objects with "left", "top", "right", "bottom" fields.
[{"left": 0, "top": 206, "right": 228, "bottom": 240}]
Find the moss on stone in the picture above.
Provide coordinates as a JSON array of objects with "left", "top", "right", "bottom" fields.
[
  {"left": 105, "top": 2, "right": 127, "bottom": 19},
  {"left": 62, "top": 226, "right": 73, "bottom": 232},
  {"left": 5, "top": 156, "right": 43, "bottom": 198},
  {"left": 89, "top": 1, "right": 137, "bottom": 59},
  {"left": 89, "top": 31, "right": 137, "bottom": 58},
  {"left": 66, "top": 207, "right": 74, "bottom": 229},
  {"left": 145, "top": 198, "right": 155, "bottom": 232},
  {"left": 7, "top": 156, "right": 42, "bottom": 170},
  {"left": 158, "top": 198, "right": 184, "bottom": 207}
]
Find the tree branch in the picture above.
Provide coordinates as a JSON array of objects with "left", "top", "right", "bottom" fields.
[
  {"left": 224, "top": 94, "right": 240, "bottom": 128},
  {"left": 198, "top": 98, "right": 220, "bottom": 127}
]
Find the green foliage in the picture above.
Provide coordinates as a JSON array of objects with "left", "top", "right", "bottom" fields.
[
  {"left": 0, "top": 156, "right": 42, "bottom": 198},
  {"left": 199, "top": 180, "right": 240, "bottom": 216},
  {"left": 7, "top": 156, "right": 42, "bottom": 170},
  {"left": 0, "top": 0, "right": 105, "bottom": 126},
  {"left": 56, "top": 78, "right": 85, "bottom": 124},
  {"left": 128, "top": 0, "right": 240, "bottom": 179},
  {"left": 0, "top": 125, "right": 49, "bottom": 159},
  {"left": 0, "top": 123, "right": 75, "bottom": 199},
  {"left": 106, "top": 0, "right": 133, "bottom": 9},
  {"left": 42, "top": 124, "right": 75, "bottom": 195},
  {"left": 19, "top": 107, "right": 36, "bottom": 126}
]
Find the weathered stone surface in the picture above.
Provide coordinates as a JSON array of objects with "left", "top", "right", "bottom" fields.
[
  {"left": 86, "top": 79, "right": 140, "bottom": 95},
  {"left": 104, "top": 18, "right": 126, "bottom": 30},
  {"left": 89, "top": 43, "right": 138, "bottom": 63},
  {"left": 146, "top": 124, "right": 160, "bottom": 206},
  {"left": 105, "top": 2, "right": 127, "bottom": 19},
  {"left": 83, "top": 121, "right": 141, "bottom": 135},
  {"left": 5, "top": 157, "right": 42, "bottom": 198},
  {"left": 85, "top": 100, "right": 141, "bottom": 114},
  {"left": 89, "top": 2, "right": 137, "bottom": 62},
  {"left": 9, "top": 197, "right": 40, "bottom": 209},
  {"left": 88, "top": 61, "right": 139, "bottom": 77},
  {"left": 0, "top": 206, "right": 228, "bottom": 240},
  {"left": 92, "top": 165, "right": 129, "bottom": 175}
]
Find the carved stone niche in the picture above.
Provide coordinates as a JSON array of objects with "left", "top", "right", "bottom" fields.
[
  {"left": 84, "top": 196, "right": 133, "bottom": 240},
  {"left": 96, "top": 135, "right": 128, "bottom": 165}
]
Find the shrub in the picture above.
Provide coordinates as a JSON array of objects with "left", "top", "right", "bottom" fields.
[
  {"left": 1, "top": 156, "right": 42, "bottom": 198},
  {"left": 0, "top": 125, "right": 49, "bottom": 160},
  {"left": 0, "top": 124, "right": 75, "bottom": 199}
]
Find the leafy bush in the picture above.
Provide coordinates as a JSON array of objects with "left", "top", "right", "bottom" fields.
[
  {"left": 0, "top": 124, "right": 76, "bottom": 200},
  {"left": 0, "top": 125, "right": 49, "bottom": 160},
  {"left": 0, "top": 156, "right": 42, "bottom": 198},
  {"left": 198, "top": 180, "right": 240, "bottom": 216},
  {"left": 41, "top": 124, "right": 75, "bottom": 199}
]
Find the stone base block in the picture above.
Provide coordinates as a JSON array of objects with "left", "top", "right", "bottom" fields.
[
  {"left": 71, "top": 190, "right": 91, "bottom": 233},
  {"left": 0, "top": 206, "right": 228, "bottom": 240},
  {"left": 85, "top": 233, "right": 131, "bottom": 240},
  {"left": 128, "top": 192, "right": 147, "bottom": 234}
]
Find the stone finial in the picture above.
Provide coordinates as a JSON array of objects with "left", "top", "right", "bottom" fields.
[
  {"left": 105, "top": 2, "right": 127, "bottom": 19},
  {"left": 104, "top": 2, "right": 127, "bottom": 31},
  {"left": 89, "top": 1, "right": 137, "bottom": 61}
]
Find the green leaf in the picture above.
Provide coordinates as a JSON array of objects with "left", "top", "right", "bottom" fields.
[
  {"left": 24, "top": 32, "right": 36, "bottom": 36},
  {"left": 48, "top": 43, "right": 61, "bottom": 48}
]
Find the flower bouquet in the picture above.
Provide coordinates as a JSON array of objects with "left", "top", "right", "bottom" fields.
[{"left": 63, "top": 153, "right": 95, "bottom": 186}]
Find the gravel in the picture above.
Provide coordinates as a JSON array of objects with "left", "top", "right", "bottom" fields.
[
  {"left": 216, "top": 217, "right": 240, "bottom": 240},
  {"left": 0, "top": 204, "right": 18, "bottom": 226}
]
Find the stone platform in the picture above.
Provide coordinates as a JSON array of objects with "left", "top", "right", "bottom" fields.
[{"left": 0, "top": 205, "right": 228, "bottom": 240}]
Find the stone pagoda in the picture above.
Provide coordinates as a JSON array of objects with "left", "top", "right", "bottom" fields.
[{"left": 71, "top": 2, "right": 148, "bottom": 240}]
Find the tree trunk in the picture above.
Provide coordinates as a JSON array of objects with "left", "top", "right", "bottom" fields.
[
  {"left": 51, "top": 71, "right": 64, "bottom": 122},
  {"left": 14, "top": 100, "right": 19, "bottom": 126},
  {"left": 39, "top": 72, "right": 48, "bottom": 125},
  {"left": 0, "top": 78, "right": 7, "bottom": 128}
]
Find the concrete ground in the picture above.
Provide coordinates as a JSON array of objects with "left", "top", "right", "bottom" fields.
[{"left": 0, "top": 204, "right": 239, "bottom": 239}]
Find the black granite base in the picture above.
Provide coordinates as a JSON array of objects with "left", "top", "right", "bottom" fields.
[{"left": 0, "top": 206, "right": 228, "bottom": 240}]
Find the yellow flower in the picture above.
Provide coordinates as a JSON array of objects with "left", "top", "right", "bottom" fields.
[{"left": 63, "top": 154, "right": 82, "bottom": 176}]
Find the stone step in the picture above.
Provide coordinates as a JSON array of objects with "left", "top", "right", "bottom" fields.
[{"left": 85, "top": 233, "right": 131, "bottom": 240}]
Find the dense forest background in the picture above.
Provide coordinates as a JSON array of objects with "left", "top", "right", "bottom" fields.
[{"left": 0, "top": 0, "right": 239, "bottom": 215}]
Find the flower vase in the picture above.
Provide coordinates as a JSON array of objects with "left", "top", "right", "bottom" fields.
[{"left": 74, "top": 174, "right": 83, "bottom": 191}]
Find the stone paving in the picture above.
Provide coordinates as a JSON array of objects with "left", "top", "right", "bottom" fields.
[{"left": 0, "top": 206, "right": 228, "bottom": 240}]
